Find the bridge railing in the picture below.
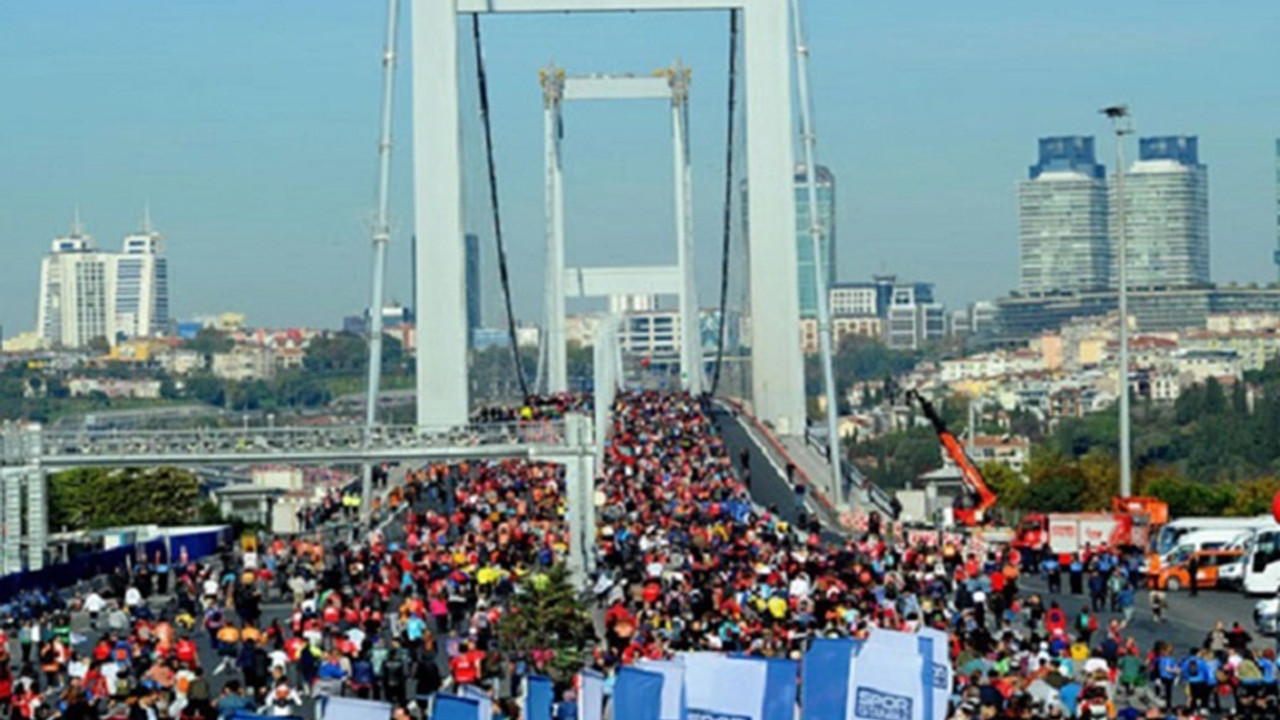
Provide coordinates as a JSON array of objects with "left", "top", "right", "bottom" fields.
[
  {"left": 803, "top": 425, "right": 899, "bottom": 519},
  {"left": 37, "top": 421, "right": 567, "bottom": 459}
]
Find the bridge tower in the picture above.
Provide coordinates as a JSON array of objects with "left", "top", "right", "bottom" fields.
[
  {"left": 411, "top": 0, "right": 806, "bottom": 435},
  {"left": 539, "top": 64, "right": 704, "bottom": 396}
]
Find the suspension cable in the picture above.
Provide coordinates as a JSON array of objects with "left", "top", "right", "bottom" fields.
[
  {"left": 471, "top": 14, "right": 531, "bottom": 401},
  {"left": 709, "top": 9, "right": 741, "bottom": 397}
]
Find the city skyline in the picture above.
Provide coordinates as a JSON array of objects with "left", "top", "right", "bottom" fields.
[{"left": 1, "top": 1, "right": 1277, "bottom": 335}]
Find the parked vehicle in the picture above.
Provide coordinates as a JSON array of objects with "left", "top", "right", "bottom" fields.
[
  {"left": 1143, "top": 529, "right": 1254, "bottom": 574},
  {"left": 1151, "top": 516, "right": 1276, "bottom": 557},
  {"left": 1220, "top": 556, "right": 1247, "bottom": 589},
  {"left": 1243, "top": 523, "right": 1280, "bottom": 595},
  {"left": 1150, "top": 547, "right": 1245, "bottom": 591},
  {"left": 1013, "top": 512, "right": 1146, "bottom": 562}
]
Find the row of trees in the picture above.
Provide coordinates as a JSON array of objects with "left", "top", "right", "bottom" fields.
[
  {"left": 982, "top": 451, "right": 1280, "bottom": 519},
  {"left": 48, "top": 466, "right": 210, "bottom": 530}
]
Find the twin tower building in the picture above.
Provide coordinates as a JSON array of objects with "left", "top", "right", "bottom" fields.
[
  {"left": 35, "top": 210, "right": 169, "bottom": 349},
  {"left": 1018, "top": 135, "right": 1208, "bottom": 297}
]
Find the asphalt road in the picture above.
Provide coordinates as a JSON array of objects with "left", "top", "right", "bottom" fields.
[{"left": 1021, "top": 576, "right": 1273, "bottom": 654}]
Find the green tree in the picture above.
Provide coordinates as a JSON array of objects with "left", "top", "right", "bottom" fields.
[
  {"left": 304, "top": 332, "right": 368, "bottom": 374},
  {"left": 1225, "top": 477, "right": 1280, "bottom": 517},
  {"left": 495, "top": 565, "right": 596, "bottom": 686},
  {"left": 981, "top": 462, "right": 1027, "bottom": 511},
  {"left": 49, "top": 466, "right": 201, "bottom": 530},
  {"left": 1143, "top": 475, "right": 1233, "bottom": 517},
  {"left": 1023, "top": 448, "right": 1086, "bottom": 512},
  {"left": 1078, "top": 449, "right": 1119, "bottom": 512},
  {"left": 566, "top": 341, "right": 594, "bottom": 385}
]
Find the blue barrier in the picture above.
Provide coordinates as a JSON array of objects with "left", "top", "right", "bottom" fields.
[{"left": 0, "top": 526, "right": 230, "bottom": 602}]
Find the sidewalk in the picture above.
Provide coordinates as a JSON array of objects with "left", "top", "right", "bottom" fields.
[{"left": 714, "top": 401, "right": 845, "bottom": 532}]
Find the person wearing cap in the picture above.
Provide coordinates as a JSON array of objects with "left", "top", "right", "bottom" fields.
[{"left": 259, "top": 684, "right": 301, "bottom": 718}]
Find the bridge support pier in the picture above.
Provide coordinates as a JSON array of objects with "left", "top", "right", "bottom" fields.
[{"left": 558, "top": 413, "right": 596, "bottom": 590}]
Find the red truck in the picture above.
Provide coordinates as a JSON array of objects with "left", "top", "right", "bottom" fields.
[{"left": 1013, "top": 512, "right": 1151, "bottom": 561}]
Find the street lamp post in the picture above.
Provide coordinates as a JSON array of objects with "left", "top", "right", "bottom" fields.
[{"left": 1102, "top": 104, "right": 1133, "bottom": 499}]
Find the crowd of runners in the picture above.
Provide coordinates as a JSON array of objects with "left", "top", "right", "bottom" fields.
[{"left": 0, "top": 391, "right": 1277, "bottom": 720}]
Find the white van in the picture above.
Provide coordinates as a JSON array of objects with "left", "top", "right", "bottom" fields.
[
  {"left": 1145, "top": 529, "right": 1255, "bottom": 574},
  {"left": 1151, "top": 516, "right": 1276, "bottom": 557},
  {"left": 1243, "top": 522, "right": 1280, "bottom": 595}
]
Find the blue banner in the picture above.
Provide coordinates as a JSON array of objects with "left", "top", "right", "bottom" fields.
[
  {"left": 431, "top": 695, "right": 480, "bottom": 720},
  {"left": 918, "top": 628, "right": 952, "bottom": 720},
  {"left": 614, "top": 667, "right": 665, "bottom": 720},
  {"left": 761, "top": 657, "right": 799, "bottom": 720},
  {"left": 458, "top": 686, "right": 492, "bottom": 720},
  {"left": 801, "top": 638, "right": 858, "bottom": 720},
  {"left": 635, "top": 660, "right": 685, "bottom": 720},
  {"left": 524, "top": 675, "right": 554, "bottom": 720}
]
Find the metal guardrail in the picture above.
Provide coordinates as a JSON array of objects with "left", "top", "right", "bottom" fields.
[
  {"left": 36, "top": 421, "right": 567, "bottom": 461},
  {"left": 803, "top": 425, "right": 898, "bottom": 519}
]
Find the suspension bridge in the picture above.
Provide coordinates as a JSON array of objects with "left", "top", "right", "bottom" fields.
[{"left": 0, "top": 0, "right": 889, "bottom": 581}]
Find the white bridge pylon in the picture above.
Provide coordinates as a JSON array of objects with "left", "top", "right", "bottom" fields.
[
  {"left": 540, "top": 65, "right": 703, "bottom": 395},
  {"left": 413, "top": 0, "right": 805, "bottom": 435}
]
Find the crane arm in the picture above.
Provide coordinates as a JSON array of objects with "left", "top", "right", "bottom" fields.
[{"left": 907, "top": 390, "right": 998, "bottom": 522}]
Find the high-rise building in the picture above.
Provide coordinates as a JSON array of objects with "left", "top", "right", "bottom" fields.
[
  {"left": 36, "top": 211, "right": 172, "bottom": 349},
  {"left": 1116, "top": 136, "right": 1209, "bottom": 289},
  {"left": 1018, "top": 136, "right": 1109, "bottom": 296},
  {"left": 795, "top": 164, "right": 836, "bottom": 318},
  {"left": 464, "top": 233, "right": 481, "bottom": 344},
  {"left": 115, "top": 210, "right": 169, "bottom": 338},
  {"left": 37, "top": 216, "right": 117, "bottom": 348}
]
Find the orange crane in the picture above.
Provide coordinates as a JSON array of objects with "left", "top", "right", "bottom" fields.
[{"left": 906, "top": 390, "right": 998, "bottom": 526}]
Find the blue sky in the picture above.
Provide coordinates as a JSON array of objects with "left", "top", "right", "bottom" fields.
[{"left": 1, "top": 0, "right": 1277, "bottom": 334}]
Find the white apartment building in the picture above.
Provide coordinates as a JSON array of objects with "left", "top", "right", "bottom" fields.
[
  {"left": 37, "top": 228, "right": 116, "bottom": 348},
  {"left": 829, "top": 284, "right": 879, "bottom": 316},
  {"left": 887, "top": 283, "right": 946, "bottom": 350},
  {"left": 212, "top": 345, "right": 276, "bottom": 382},
  {"left": 799, "top": 316, "right": 883, "bottom": 354},
  {"left": 35, "top": 214, "right": 171, "bottom": 348},
  {"left": 115, "top": 222, "right": 169, "bottom": 338},
  {"left": 1173, "top": 349, "right": 1241, "bottom": 385}
]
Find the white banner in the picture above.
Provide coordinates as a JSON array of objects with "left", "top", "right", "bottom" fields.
[
  {"left": 847, "top": 639, "right": 926, "bottom": 720},
  {"left": 579, "top": 670, "right": 605, "bottom": 720},
  {"left": 681, "top": 653, "right": 769, "bottom": 720}
]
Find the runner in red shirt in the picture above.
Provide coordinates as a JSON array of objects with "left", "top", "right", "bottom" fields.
[{"left": 448, "top": 641, "right": 485, "bottom": 686}]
